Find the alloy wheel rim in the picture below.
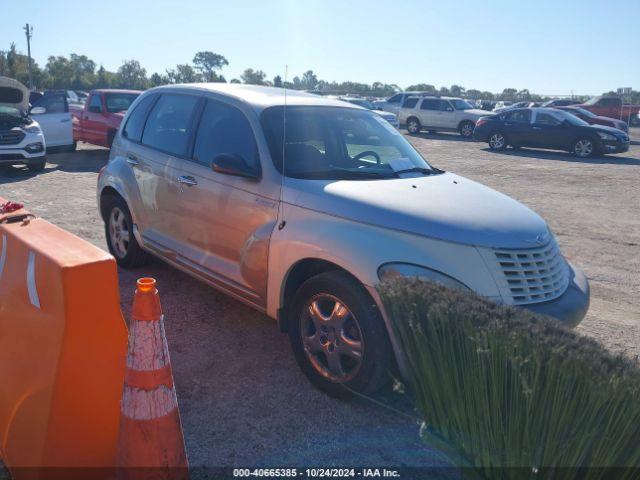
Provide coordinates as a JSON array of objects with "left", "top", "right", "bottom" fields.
[
  {"left": 408, "top": 120, "right": 418, "bottom": 133},
  {"left": 462, "top": 124, "right": 473, "bottom": 136},
  {"left": 300, "top": 293, "right": 364, "bottom": 383},
  {"left": 575, "top": 139, "right": 593, "bottom": 157},
  {"left": 490, "top": 133, "right": 504, "bottom": 148},
  {"left": 109, "top": 207, "right": 130, "bottom": 259}
]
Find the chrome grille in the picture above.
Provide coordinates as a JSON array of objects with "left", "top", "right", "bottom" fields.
[
  {"left": 0, "top": 130, "right": 25, "bottom": 145},
  {"left": 487, "top": 238, "right": 570, "bottom": 305}
]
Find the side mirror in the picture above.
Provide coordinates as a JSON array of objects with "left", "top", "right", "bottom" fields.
[
  {"left": 88, "top": 105, "right": 102, "bottom": 113},
  {"left": 30, "top": 106, "right": 46, "bottom": 115},
  {"left": 212, "top": 153, "right": 260, "bottom": 180}
]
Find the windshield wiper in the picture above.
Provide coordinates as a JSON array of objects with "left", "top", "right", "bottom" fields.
[{"left": 393, "top": 167, "right": 437, "bottom": 176}]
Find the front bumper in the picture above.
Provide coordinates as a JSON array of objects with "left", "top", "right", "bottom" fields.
[
  {"left": 522, "top": 263, "right": 589, "bottom": 327},
  {"left": 600, "top": 141, "right": 629, "bottom": 154}
]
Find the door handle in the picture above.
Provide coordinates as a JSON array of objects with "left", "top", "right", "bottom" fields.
[
  {"left": 177, "top": 175, "right": 198, "bottom": 187},
  {"left": 126, "top": 155, "right": 139, "bottom": 166}
]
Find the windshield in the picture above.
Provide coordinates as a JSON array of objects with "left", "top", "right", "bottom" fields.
[
  {"left": 261, "top": 106, "right": 435, "bottom": 180},
  {"left": 572, "top": 107, "right": 596, "bottom": 118},
  {"left": 450, "top": 99, "right": 473, "bottom": 110},
  {"left": 105, "top": 93, "right": 140, "bottom": 113},
  {"left": 552, "top": 109, "right": 590, "bottom": 126},
  {"left": 345, "top": 99, "right": 374, "bottom": 110}
]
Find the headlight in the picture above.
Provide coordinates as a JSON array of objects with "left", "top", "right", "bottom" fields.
[
  {"left": 378, "top": 263, "right": 470, "bottom": 291},
  {"left": 597, "top": 132, "right": 617, "bottom": 141},
  {"left": 24, "top": 125, "right": 42, "bottom": 134}
]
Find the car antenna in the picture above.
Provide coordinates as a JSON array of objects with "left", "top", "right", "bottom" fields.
[{"left": 277, "top": 65, "right": 288, "bottom": 231}]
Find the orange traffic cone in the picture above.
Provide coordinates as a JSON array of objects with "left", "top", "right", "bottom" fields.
[{"left": 117, "top": 278, "right": 189, "bottom": 480}]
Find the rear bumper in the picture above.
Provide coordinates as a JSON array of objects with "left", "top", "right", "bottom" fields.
[{"left": 522, "top": 263, "right": 589, "bottom": 328}]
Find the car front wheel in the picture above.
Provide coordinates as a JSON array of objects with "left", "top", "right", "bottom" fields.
[
  {"left": 288, "top": 271, "right": 392, "bottom": 398},
  {"left": 573, "top": 137, "right": 596, "bottom": 158},
  {"left": 488, "top": 132, "right": 507, "bottom": 150},
  {"left": 406, "top": 117, "right": 421, "bottom": 135}
]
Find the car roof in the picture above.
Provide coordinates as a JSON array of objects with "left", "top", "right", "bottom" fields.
[
  {"left": 91, "top": 89, "right": 143, "bottom": 95},
  {"left": 147, "top": 83, "right": 360, "bottom": 112}
]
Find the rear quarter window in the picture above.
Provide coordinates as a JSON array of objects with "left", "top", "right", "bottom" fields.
[{"left": 122, "top": 94, "right": 157, "bottom": 143}]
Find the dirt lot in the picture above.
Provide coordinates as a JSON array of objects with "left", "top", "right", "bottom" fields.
[{"left": 0, "top": 130, "right": 638, "bottom": 472}]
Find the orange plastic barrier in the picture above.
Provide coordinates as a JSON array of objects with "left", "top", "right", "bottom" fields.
[
  {"left": 0, "top": 198, "right": 128, "bottom": 479},
  {"left": 117, "top": 278, "right": 188, "bottom": 480}
]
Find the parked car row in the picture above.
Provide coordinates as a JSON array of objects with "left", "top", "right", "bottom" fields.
[{"left": 473, "top": 107, "right": 630, "bottom": 158}]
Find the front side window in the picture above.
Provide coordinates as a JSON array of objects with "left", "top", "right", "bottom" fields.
[
  {"left": 193, "top": 99, "right": 259, "bottom": 169},
  {"left": 420, "top": 99, "right": 440, "bottom": 110},
  {"left": 535, "top": 112, "right": 561, "bottom": 126},
  {"left": 106, "top": 93, "right": 140, "bottom": 113},
  {"left": 450, "top": 99, "right": 473, "bottom": 110},
  {"left": 261, "top": 106, "right": 436, "bottom": 180},
  {"left": 402, "top": 97, "right": 419, "bottom": 109},
  {"left": 141, "top": 94, "right": 200, "bottom": 157}
]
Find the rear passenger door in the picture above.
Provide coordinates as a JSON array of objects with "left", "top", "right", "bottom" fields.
[
  {"left": 126, "top": 93, "right": 202, "bottom": 252},
  {"left": 168, "top": 98, "right": 277, "bottom": 306},
  {"left": 502, "top": 109, "right": 532, "bottom": 146}
]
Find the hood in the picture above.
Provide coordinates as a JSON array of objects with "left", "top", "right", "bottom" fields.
[
  {"left": 285, "top": 172, "right": 549, "bottom": 249},
  {"left": 0, "top": 76, "right": 29, "bottom": 113},
  {"left": 465, "top": 108, "right": 494, "bottom": 117},
  {"left": 593, "top": 115, "right": 626, "bottom": 127},
  {"left": 586, "top": 123, "right": 627, "bottom": 135}
]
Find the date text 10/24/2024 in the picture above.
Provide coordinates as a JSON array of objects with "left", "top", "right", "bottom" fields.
[{"left": 233, "top": 468, "right": 401, "bottom": 478}]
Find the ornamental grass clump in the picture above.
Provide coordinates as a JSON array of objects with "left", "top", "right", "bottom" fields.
[{"left": 379, "top": 278, "right": 640, "bottom": 479}]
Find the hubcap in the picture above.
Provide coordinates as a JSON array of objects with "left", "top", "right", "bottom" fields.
[
  {"left": 489, "top": 133, "right": 505, "bottom": 149},
  {"left": 408, "top": 120, "right": 418, "bottom": 133},
  {"left": 300, "top": 294, "right": 364, "bottom": 382},
  {"left": 109, "top": 207, "right": 130, "bottom": 259},
  {"left": 461, "top": 123, "right": 473, "bottom": 137},
  {"left": 574, "top": 139, "right": 593, "bottom": 157}
]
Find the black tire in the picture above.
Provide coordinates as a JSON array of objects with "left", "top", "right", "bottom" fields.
[
  {"left": 288, "top": 270, "right": 392, "bottom": 399},
  {"left": 67, "top": 141, "right": 77, "bottom": 152},
  {"left": 27, "top": 157, "right": 46, "bottom": 172},
  {"left": 406, "top": 117, "right": 421, "bottom": 135},
  {"left": 459, "top": 120, "right": 475, "bottom": 138},
  {"left": 488, "top": 131, "right": 507, "bottom": 150},
  {"left": 103, "top": 195, "right": 150, "bottom": 267},
  {"left": 572, "top": 137, "right": 596, "bottom": 158}
]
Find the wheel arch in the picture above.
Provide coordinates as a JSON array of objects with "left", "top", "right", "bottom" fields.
[{"left": 277, "top": 258, "right": 367, "bottom": 333}]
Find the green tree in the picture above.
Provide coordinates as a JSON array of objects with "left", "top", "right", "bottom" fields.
[
  {"left": 69, "top": 54, "right": 96, "bottom": 90},
  {"left": 501, "top": 88, "right": 518, "bottom": 101},
  {"left": 192, "top": 51, "right": 228, "bottom": 82},
  {"left": 149, "top": 72, "right": 168, "bottom": 87},
  {"left": 240, "top": 68, "right": 268, "bottom": 85},
  {"left": 301, "top": 70, "right": 319, "bottom": 90},
  {"left": 450, "top": 84, "right": 465, "bottom": 97},
  {"left": 405, "top": 83, "right": 437, "bottom": 93},
  {"left": 117, "top": 59, "right": 148, "bottom": 89},
  {"left": 273, "top": 75, "right": 283, "bottom": 88},
  {"left": 46, "top": 55, "right": 74, "bottom": 88},
  {"left": 229, "top": 78, "right": 241, "bottom": 84},
  {"left": 166, "top": 64, "right": 200, "bottom": 83}
]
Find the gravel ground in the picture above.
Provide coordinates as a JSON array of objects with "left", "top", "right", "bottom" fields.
[{"left": 0, "top": 130, "right": 638, "bottom": 473}]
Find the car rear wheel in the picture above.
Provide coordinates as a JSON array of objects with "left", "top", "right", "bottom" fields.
[
  {"left": 406, "top": 117, "right": 421, "bottom": 135},
  {"left": 103, "top": 195, "right": 150, "bottom": 267},
  {"left": 488, "top": 132, "right": 507, "bottom": 150},
  {"left": 459, "top": 121, "right": 475, "bottom": 138},
  {"left": 288, "top": 271, "right": 392, "bottom": 399},
  {"left": 573, "top": 137, "right": 595, "bottom": 158}
]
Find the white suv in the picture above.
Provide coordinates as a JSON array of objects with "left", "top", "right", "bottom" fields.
[{"left": 399, "top": 96, "right": 493, "bottom": 137}]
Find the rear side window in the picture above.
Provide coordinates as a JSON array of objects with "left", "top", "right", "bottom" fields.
[
  {"left": 504, "top": 109, "right": 531, "bottom": 123},
  {"left": 142, "top": 94, "right": 200, "bottom": 156},
  {"left": 122, "top": 94, "right": 157, "bottom": 143},
  {"left": 402, "top": 98, "right": 419, "bottom": 108},
  {"left": 387, "top": 94, "right": 402, "bottom": 104},
  {"left": 420, "top": 99, "right": 440, "bottom": 110},
  {"left": 193, "top": 99, "right": 259, "bottom": 168}
]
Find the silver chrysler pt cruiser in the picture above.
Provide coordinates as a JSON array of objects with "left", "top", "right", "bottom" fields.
[{"left": 98, "top": 83, "right": 589, "bottom": 397}]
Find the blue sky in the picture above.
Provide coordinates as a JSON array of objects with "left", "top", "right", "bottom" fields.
[{"left": 2, "top": 0, "right": 638, "bottom": 95}]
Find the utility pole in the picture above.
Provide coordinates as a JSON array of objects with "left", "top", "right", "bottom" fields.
[{"left": 23, "top": 23, "right": 33, "bottom": 89}]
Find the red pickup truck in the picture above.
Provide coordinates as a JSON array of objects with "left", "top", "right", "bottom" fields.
[
  {"left": 70, "top": 89, "right": 141, "bottom": 148},
  {"left": 576, "top": 96, "right": 640, "bottom": 126}
]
